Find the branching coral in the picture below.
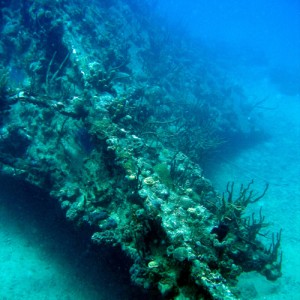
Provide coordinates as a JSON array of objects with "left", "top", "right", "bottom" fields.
[{"left": 213, "top": 180, "right": 282, "bottom": 281}]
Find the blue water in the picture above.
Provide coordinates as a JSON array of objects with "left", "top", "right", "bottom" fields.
[
  {"left": 0, "top": 0, "right": 299, "bottom": 299},
  {"left": 156, "top": 0, "right": 300, "bottom": 71}
]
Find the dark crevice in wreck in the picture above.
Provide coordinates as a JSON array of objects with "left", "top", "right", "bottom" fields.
[{"left": 0, "top": 174, "right": 153, "bottom": 299}]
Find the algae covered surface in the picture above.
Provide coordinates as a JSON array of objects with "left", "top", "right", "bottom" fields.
[{"left": 0, "top": 1, "right": 285, "bottom": 299}]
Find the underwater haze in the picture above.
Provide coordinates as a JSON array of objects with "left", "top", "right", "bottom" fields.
[
  {"left": 157, "top": 0, "right": 300, "bottom": 96},
  {"left": 157, "top": 0, "right": 300, "bottom": 68},
  {"left": 0, "top": 0, "right": 299, "bottom": 299}
]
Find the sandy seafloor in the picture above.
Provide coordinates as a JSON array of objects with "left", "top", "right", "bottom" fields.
[
  {"left": 207, "top": 65, "right": 300, "bottom": 299},
  {"left": 0, "top": 66, "right": 299, "bottom": 299}
]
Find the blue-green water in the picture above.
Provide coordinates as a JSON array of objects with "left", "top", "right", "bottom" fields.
[{"left": 0, "top": 0, "right": 299, "bottom": 299}]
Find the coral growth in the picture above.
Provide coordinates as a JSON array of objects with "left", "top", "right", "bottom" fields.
[{"left": 0, "top": 1, "right": 281, "bottom": 299}]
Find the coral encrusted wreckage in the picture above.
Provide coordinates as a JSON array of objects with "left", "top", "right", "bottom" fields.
[{"left": 0, "top": 1, "right": 282, "bottom": 299}]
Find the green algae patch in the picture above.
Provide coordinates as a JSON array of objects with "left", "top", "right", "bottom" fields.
[{"left": 153, "top": 163, "right": 173, "bottom": 188}]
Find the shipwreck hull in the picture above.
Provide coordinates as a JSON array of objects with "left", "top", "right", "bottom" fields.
[{"left": 0, "top": 1, "right": 281, "bottom": 299}]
